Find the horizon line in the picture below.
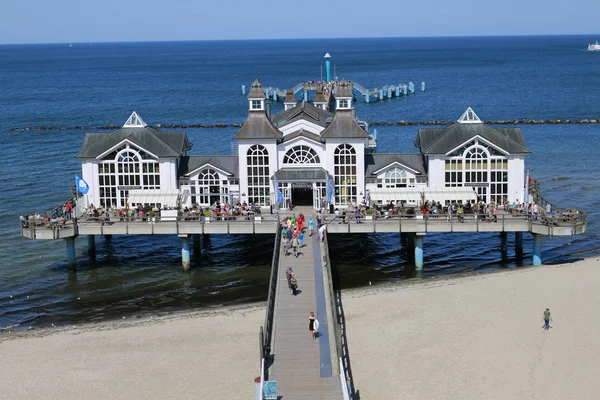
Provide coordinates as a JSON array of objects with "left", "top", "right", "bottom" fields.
[{"left": 1, "top": 33, "right": 599, "bottom": 46}]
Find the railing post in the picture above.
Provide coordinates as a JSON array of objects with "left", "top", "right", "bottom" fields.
[{"left": 476, "top": 213, "right": 479, "bottom": 231}]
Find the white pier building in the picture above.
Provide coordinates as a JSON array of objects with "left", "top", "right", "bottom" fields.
[{"left": 76, "top": 79, "right": 528, "bottom": 211}]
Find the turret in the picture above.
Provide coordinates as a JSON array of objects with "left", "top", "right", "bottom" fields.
[
  {"left": 248, "top": 79, "right": 265, "bottom": 111},
  {"left": 284, "top": 89, "right": 297, "bottom": 110}
]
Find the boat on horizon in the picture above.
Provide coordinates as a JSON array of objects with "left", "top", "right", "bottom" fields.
[{"left": 588, "top": 41, "right": 600, "bottom": 51}]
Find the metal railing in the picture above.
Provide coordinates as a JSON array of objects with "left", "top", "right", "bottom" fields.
[
  {"left": 323, "top": 232, "right": 356, "bottom": 399},
  {"left": 259, "top": 220, "right": 281, "bottom": 379}
]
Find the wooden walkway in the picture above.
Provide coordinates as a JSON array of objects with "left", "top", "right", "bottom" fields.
[{"left": 268, "top": 231, "right": 343, "bottom": 399}]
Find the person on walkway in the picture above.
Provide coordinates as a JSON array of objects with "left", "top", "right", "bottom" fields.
[
  {"left": 285, "top": 266, "right": 294, "bottom": 293},
  {"left": 316, "top": 211, "right": 322, "bottom": 227},
  {"left": 298, "top": 231, "right": 305, "bottom": 248},
  {"left": 319, "top": 223, "right": 328, "bottom": 242},
  {"left": 308, "top": 218, "right": 314, "bottom": 236},
  {"left": 292, "top": 235, "right": 300, "bottom": 258},
  {"left": 543, "top": 308, "right": 553, "bottom": 330},
  {"left": 309, "top": 312, "right": 319, "bottom": 339},
  {"left": 290, "top": 273, "right": 298, "bottom": 296}
]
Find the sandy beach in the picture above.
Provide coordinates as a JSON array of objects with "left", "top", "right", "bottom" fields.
[
  {"left": 344, "top": 257, "right": 600, "bottom": 400},
  {"left": 2, "top": 258, "right": 600, "bottom": 399}
]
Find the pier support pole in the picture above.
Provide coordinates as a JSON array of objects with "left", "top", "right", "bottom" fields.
[
  {"left": 533, "top": 234, "right": 543, "bottom": 266},
  {"left": 193, "top": 234, "right": 201, "bottom": 259},
  {"left": 414, "top": 234, "right": 424, "bottom": 271},
  {"left": 65, "top": 237, "right": 76, "bottom": 270},
  {"left": 515, "top": 232, "right": 524, "bottom": 259},
  {"left": 500, "top": 232, "right": 508, "bottom": 263},
  {"left": 104, "top": 234, "right": 112, "bottom": 243},
  {"left": 180, "top": 235, "right": 191, "bottom": 271},
  {"left": 87, "top": 235, "right": 96, "bottom": 257}
]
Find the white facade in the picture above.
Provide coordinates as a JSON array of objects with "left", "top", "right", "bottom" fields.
[{"left": 77, "top": 107, "right": 529, "bottom": 212}]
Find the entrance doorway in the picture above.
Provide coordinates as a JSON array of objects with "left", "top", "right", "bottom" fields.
[{"left": 291, "top": 187, "right": 313, "bottom": 206}]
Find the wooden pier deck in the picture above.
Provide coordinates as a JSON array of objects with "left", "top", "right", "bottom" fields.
[{"left": 267, "top": 232, "right": 343, "bottom": 399}]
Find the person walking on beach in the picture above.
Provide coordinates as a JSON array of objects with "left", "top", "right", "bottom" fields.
[
  {"left": 543, "top": 308, "right": 553, "bottom": 330},
  {"left": 309, "top": 311, "right": 319, "bottom": 339}
]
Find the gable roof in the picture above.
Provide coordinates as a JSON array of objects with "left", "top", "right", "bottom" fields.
[
  {"left": 271, "top": 102, "right": 333, "bottom": 129},
  {"left": 415, "top": 123, "right": 530, "bottom": 155},
  {"left": 232, "top": 111, "right": 282, "bottom": 140},
  {"left": 364, "top": 153, "right": 427, "bottom": 176},
  {"left": 76, "top": 126, "right": 191, "bottom": 159},
  {"left": 281, "top": 130, "right": 325, "bottom": 144},
  {"left": 320, "top": 111, "right": 370, "bottom": 139},
  {"left": 178, "top": 156, "right": 239, "bottom": 178}
]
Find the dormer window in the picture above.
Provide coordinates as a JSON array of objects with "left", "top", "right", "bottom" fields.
[
  {"left": 338, "top": 99, "right": 349, "bottom": 109},
  {"left": 250, "top": 99, "right": 264, "bottom": 110}
]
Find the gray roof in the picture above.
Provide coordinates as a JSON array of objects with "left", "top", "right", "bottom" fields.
[
  {"left": 178, "top": 155, "right": 239, "bottom": 178},
  {"left": 335, "top": 79, "right": 352, "bottom": 98},
  {"left": 271, "top": 102, "right": 333, "bottom": 129},
  {"left": 415, "top": 123, "right": 530, "bottom": 155},
  {"left": 320, "top": 111, "right": 370, "bottom": 139},
  {"left": 232, "top": 111, "right": 282, "bottom": 140},
  {"left": 281, "top": 130, "right": 325, "bottom": 144},
  {"left": 364, "top": 153, "right": 427, "bottom": 176},
  {"left": 313, "top": 91, "right": 327, "bottom": 104},
  {"left": 284, "top": 90, "right": 296, "bottom": 103},
  {"left": 76, "top": 126, "right": 191, "bottom": 159},
  {"left": 273, "top": 167, "right": 330, "bottom": 182},
  {"left": 248, "top": 79, "right": 265, "bottom": 99}
]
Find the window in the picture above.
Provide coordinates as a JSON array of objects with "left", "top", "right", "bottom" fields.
[
  {"left": 283, "top": 145, "right": 320, "bottom": 164},
  {"left": 333, "top": 144, "right": 357, "bottom": 206},
  {"left": 247, "top": 145, "right": 270, "bottom": 206},
  {"left": 338, "top": 99, "right": 349, "bottom": 109},
  {"left": 251, "top": 100, "right": 263, "bottom": 110},
  {"left": 444, "top": 159, "right": 463, "bottom": 187},
  {"left": 98, "top": 145, "right": 161, "bottom": 207},
  {"left": 383, "top": 167, "right": 411, "bottom": 188}
]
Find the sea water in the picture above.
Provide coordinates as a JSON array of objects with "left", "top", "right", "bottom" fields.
[{"left": 1, "top": 36, "right": 599, "bottom": 329}]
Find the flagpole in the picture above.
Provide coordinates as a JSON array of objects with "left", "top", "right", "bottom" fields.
[{"left": 524, "top": 169, "right": 530, "bottom": 204}]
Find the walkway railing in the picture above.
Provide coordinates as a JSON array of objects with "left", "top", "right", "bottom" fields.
[
  {"left": 323, "top": 232, "right": 354, "bottom": 399},
  {"left": 19, "top": 208, "right": 587, "bottom": 240},
  {"left": 259, "top": 225, "right": 281, "bottom": 372}
]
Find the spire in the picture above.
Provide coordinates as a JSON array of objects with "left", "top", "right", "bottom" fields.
[
  {"left": 123, "top": 111, "right": 147, "bottom": 128},
  {"left": 457, "top": 107, "right": 482, "bottom": 124},
  {"left": 247, "top": 78, "right": 265, "bottom": 99}
]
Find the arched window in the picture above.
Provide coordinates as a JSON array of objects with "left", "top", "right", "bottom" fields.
[
  {"left": 383, "top": 167, "right": 410, "bottom": 188},
  {"left": 283, "top": 145, "right": 320, "bottom": 164},
  {"left": 464, "top": 146, "right": 489, "bottom": 203},
  {"left": 98, "top": 145, "right": 161, "bottom": 207},
  {"left": 333, "top": 144, "right": 357, "bottom": 206},
  {"left": 198, "top": 168, "right": 221, "bottom": 205},
  {"left": 247, "top": 145, "right": 270, "bottom": 206}
]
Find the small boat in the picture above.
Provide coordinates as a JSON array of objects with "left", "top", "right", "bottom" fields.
[{"left": 588, "top": 41, "right": 600, "bottom": 51}]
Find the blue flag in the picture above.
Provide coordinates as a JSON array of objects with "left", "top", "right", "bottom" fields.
[
  {"left": 274, "top": 176, "right": 284, "bottom": 205},
  {"left": 326, "top": 174, "right": 334, "bottom": 204},
  {"left": 76, "top": 175, "right": 89, "bottom": 194}
]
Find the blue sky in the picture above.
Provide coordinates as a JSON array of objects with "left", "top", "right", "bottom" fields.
[{"left": 1, "top": 0, "right": 598, "bottom": 44}]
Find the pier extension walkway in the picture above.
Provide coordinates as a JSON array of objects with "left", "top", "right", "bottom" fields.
[{"left": 266, "top": 232, "right": 344, "bottom": 399}]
